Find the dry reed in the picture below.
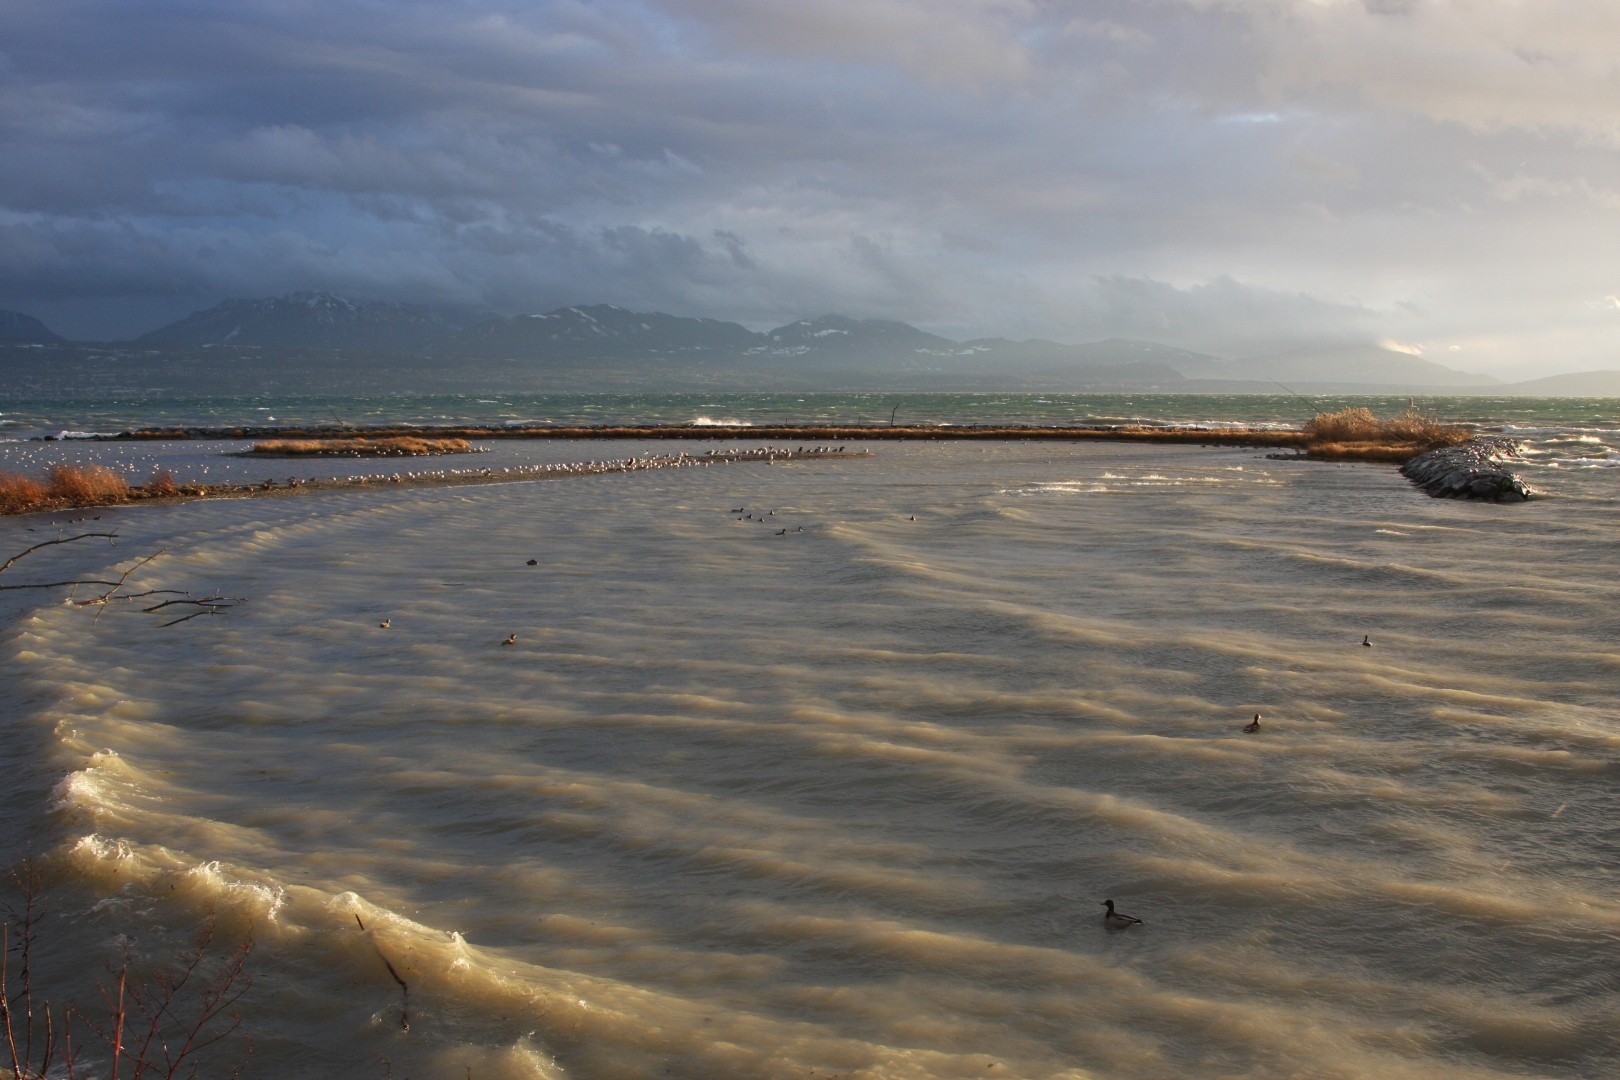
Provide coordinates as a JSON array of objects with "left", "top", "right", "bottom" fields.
[
  {"left": 46, "top": 463, "right": 129, "bottom": 504},
  {"left": 244, "top": 436, "right": 475, "bottom": 457},
  {"left": 1302, "top": 406, "right": 1471, "bottom": 453},
  {"left": 144, "top": 468, "right": 179, "bottom": 496},
  {"left": 0, "top": 473, "right": 48, "bottom": 515}
]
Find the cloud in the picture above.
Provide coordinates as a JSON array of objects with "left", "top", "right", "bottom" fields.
[
  {"left": 0, "top": 0, "right": 1617, "bottom": 373},
  {"left": 1233, "top": 0, "right": 1620, "bottom": 146},
  {"left": 651, "top": 0, "right": 1037, "bottom": 86}
]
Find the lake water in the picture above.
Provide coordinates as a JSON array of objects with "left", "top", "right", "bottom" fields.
[{"left": 1, "top": 394, "right": 1616, "bottom": 1078}]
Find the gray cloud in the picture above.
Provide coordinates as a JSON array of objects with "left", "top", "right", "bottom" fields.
[{"left": 1, "top": 0, "right": 1616, "bottom": 374}]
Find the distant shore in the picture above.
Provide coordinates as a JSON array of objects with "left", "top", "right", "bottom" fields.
[
  {"left": 61, "top": 422, "right": 1313, "bottom": 449},
  {"left": 7, "top": 414, "right": 1488, "bottom": 516}
]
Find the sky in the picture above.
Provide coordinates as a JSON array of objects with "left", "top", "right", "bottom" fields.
[{"left": 1, "top": 0, "right": 1617, "bottom": 377}]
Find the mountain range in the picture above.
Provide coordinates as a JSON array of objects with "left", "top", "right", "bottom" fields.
[{"left": 3, "top": 292, "right": 1618, "bottom": 395}]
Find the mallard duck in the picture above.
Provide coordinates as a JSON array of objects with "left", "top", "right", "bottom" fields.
[
  {"left": 1101, "top": 899, "right": 1143, "bottom": 927},
  {"left": 1243, "top": 713, "right": 1261, "bottom": 733}
]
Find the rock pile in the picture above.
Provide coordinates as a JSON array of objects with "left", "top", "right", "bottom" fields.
[{"left": 1400, "top": 438, "right": 1534, "bottom": 501}]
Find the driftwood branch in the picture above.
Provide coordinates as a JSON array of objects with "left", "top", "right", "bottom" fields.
[
  {"left": 355, "top": 915, "right": 410, "bottom": 1032},
  {"left": 1, "top": 532, "right": 243, "bottom": 624},
  {"left": 144, "top": 594, "right": 245, "bottom": 625},
  {"left": 74, "top": 550, "right": 165, "bottom": 618},
  {"left": 0, "top": 531, "right": 119, "bottom": 580}
]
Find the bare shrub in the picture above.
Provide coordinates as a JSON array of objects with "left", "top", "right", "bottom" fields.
[{"left": 2, "top": 863, "right": 253, "bottom": 1079}]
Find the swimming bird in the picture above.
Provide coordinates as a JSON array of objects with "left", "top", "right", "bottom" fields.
[
  {"left": 1101, "top": 899, "right": 1143, "bottom": 927},
  {"left": 502, "top": 633, "right": 517, "bottom": 646},
  {"left": 1362, "top": 634, "right": 1373, "bottom": 647},
  {"left": 1243, "top": 713, "right": 1261, "bottom": 733},
  {"left": 378, "top": 619, "right": 391, "bottom": 629}
]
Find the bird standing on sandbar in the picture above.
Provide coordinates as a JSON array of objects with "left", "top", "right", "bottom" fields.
[
  {"left": 1101, "top": 899, "right": 1143, "bottom": 927},
  {"left": 1243, "top": 713, "right": 1261, "bottom": 733}
]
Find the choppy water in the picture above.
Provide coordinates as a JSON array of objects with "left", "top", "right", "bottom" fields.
[
  {"left": 1, "top": 396, "right": 1618, "bottom": 1078},
  {"left": 4, "top": 389, "right": 1620, "bottom": 442}
]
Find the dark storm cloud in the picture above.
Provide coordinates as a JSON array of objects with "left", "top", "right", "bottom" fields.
[{"left": 0, "top": 0, "right": 1616, "bottom": 373}]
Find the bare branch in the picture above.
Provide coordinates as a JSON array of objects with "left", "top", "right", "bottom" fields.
[
  {"left": 2, "top": 532, "right": 240, "bottom": 626},
  {"left": 0, "top": 533, "right": 118, "bottom": 577},
  {"left": 75, "top": 551, "right": 165, "bottom": 609},
  {"left": 141, "top": 596, "right": 244, "bottom": 613},
  {"left": 355, "top": 916, "right": 410, "bottom": 1032}
]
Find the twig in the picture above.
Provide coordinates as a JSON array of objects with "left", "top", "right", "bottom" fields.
[
  {"left": 0, "top": 532, "right": 118, "bottom": 577},
  {"left": 141, "top": 596, "right": 244, "bottom": 613},
  {"left": 147, "top": 595, "right": 244, "bottom": 627},
  {"left": 157, "top": 609, "right": 227, "bottom": 628},
  {"left": 355, "top": 916, "right": 410, "bottom": 1032},
  {"left": 74, "top": 551, "right": 164, "bottom": 608}
]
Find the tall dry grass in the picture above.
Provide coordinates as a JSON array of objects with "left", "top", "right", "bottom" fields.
[
  {"left": 145, "top": 468, "right": 179, "bottom": 496},
  {"left": 1301, "top": 406, "right": 1471, "bottom": 460},
  {"left": 47, "top": 463, "right": 129, "bottom": 503},
  {"left": 0, "top": 473, "right": 48, "bottom": 515},
  {"left": 245, "top": 436, "right": 474, "bottom": 456},
  {"left": 0, "top": 465, "right": 132, "bottom": 514}
]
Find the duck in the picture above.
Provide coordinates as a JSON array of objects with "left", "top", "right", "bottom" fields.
[
  {"left": 1362, "top": 634, "right": 1373, "bottom": 647},
  {"left": 378, "top": 619, "right": 391, "bottom": 629},
  {"left": 1101, "top": 899, "right": 1143, "bottom": 927},
  {"left": 1243, "top": 713, "right": 1261, "bottom": 733},
  {"left": 501, "top": 633, "right": 517, "bottom": 646}
]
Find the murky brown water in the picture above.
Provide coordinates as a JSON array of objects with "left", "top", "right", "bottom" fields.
[{"left": 3, "top": 438, "right": 1616, "bottom": 1078}]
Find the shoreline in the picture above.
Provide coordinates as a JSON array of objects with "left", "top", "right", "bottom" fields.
[{"left": 2, "top": 445, "right": 871, "bottom": 517}]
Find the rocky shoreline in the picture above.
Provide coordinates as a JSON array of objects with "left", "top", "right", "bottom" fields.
[{"left": 1399, "top": 438, "right": 1534, "bottom": 500}]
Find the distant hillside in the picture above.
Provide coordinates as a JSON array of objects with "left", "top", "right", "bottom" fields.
[
  {"left": 456, "top": 304, "right": 760, "bottom": 359},
  {"left": 1216, "top": 345, "right": 1500, "bottom": 389},
  {"left": 138, "top": 292, "right": 489, "bottom": 349},
  {"left": 1503, "top": 370, "right": 1620, "bottom": 397},
  {"left": 101, "top": 291, "right": 1578, "bottom": 393},
  {"left": 759, "top": 315, "right": 956, "bottom": 359},
  {"left": 0, "top": 309, "right": 65, "bottom": 343}
]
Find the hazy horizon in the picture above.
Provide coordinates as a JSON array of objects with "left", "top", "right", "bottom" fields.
[{"left": 3, "top": 2, "right": 1618, "bottom": 380}]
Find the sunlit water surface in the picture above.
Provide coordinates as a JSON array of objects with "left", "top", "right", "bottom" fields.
[{"left": 1, "top": 418, "right": 1617, "bottom": 1078}]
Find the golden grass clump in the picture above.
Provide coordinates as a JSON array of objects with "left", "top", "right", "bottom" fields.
[
  {"left": 46, "top": 463, "right": 129, "bottom": 503},
  {"left": 1302, "top": 406, "right": 1472, "bottom": 461},
  {"left": 0, "top": 472, "right": 49, "bottom": 514},
  {"left": 145, "top": 468, "right": 180, "bottom": 496},
  {"left": 245, "top": 436, "right": 475, "bottom": 457}
]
